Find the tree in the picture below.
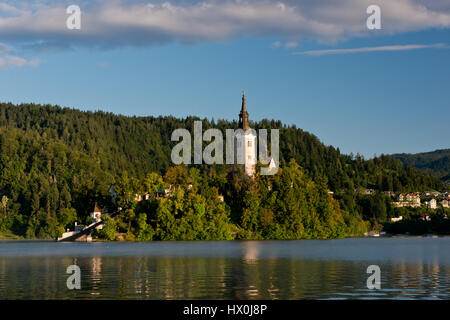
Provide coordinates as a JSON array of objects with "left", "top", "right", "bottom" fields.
[{"left": 100, "top": 215, "right": 117, "bottom": 240}]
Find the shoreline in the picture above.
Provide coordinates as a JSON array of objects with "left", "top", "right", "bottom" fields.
[{"left": 2, "top": 234, "right": 449, "bottom": 243}]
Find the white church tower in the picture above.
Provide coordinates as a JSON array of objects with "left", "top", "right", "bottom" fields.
[{"left": 234, "top": 90, "right": 257, "bottom": 177}]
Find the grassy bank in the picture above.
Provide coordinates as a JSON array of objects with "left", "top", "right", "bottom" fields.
[{"left": 0, "top": 231, "right": 24, "bottom": 240}]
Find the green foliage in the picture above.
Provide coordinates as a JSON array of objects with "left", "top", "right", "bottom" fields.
[
  {"left": 136, "top": 213, "right": 154, "bottom": 241},
  {"left": 0, "top": 102, "right": 446, "bottom": 239},
  {"left": 99, "top": 215, "right": 117, "bottom": 241},
  {"left": 392, "top": 149, "right": 450, "bottom": 178}
]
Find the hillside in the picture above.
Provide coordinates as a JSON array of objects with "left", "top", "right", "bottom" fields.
[
  {"left": 0, "top": 102, "right": 446, "bottom": 239},
  {"left": 392, "top": 149, "right": 450, "bottom": 178},
  {"left": 0, "top": 102, "right": 443, "bottom": 190}
]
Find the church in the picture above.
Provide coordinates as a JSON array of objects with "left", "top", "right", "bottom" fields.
[
  {"left": 233, "top": 90, "right": 257, "bottom": 177},
  {"left": 233, "top": 90, "right": 278, "bottom": 177}
]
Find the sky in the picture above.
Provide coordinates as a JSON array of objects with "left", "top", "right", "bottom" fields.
[{"left": 0, "top": 0, "right": 449, "bottom": 158}]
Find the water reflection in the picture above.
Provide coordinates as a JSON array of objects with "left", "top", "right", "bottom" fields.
[{"left": 0, "top": 239, "right": 449, "bottom": 299}]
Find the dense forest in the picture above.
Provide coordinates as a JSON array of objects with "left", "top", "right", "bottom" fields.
[
  {"left": 392, "top": 149, "right": 450, "bottom": 179},
  {"left": 0, "top": 102, "right": 447, "bottom": 240}
]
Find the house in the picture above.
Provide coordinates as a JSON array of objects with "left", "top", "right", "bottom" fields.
[
  {"left": 420, "top": 214, "right": 431, "bottom": 221},
  {"left": 392, "top": 192, "right": 420, "bottom": 208},
  {"left": 156, "top": 188, "right": 172, "bottom": 198},
  {"left": 384, "top": 191, "right": 395, "bottom": 198},
  {"left": 391, "top": 202, "right": 404, "bottom": 208},
  {"left": 393, "top": 192, "right": 420, "bottom": 208},
  {"left": 424, "top": 198, "right": 437, "bottom": 209},
  {"left": 406, "top": 192, "right": 421, "bottom": 207},
  {"left": 439, "top": 199, "right": 449, "bottom": 208},
  {"left": 363, "top": 189, "right": 375, "bottom": 195},
  {"left": 90, "top": 203, "right": 103, "bottom": 229},
  {"left": 391, "top": 216, "right": 403, "bottom": 222},
  {"left": 431, "top": 192, "right": 440, "bottom": 197}
]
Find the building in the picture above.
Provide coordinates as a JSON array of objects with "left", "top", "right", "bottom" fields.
[
  {"left": 90, "top": 203, "right": 103, "bottom": 229},
  {"left": 74, "top": 222, "right": 85, "bottom": 232},
  {"left": 425, "top": 198, "right": 437, "bottom": 209},
  {"left": 156, "top": 187, "right": 172, "bottom": 198},
  {"left": 440, "top": 199, "right": 449, "bottom": 208},
  {"left": 393, "top": 192, "right": 420, "bottom": 208},
  {"left": 407, "top": 192, "right": 421, "bottom": 207},
  {"left": 391, "top": 216, "right": 403, "bottom": 222},
  {"left": 234, "top": 90, "right": 257, "bottom": 177},
  {"left": 384, "top": 191, "right": 395, "bottom": 198},
  {"left": 431, "top": 192, "right": 440, "bottom": 197}
]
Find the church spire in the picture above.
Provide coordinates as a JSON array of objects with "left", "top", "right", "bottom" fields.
[{"left": 239, "top": 88, "right": 249, "bottom": 131}]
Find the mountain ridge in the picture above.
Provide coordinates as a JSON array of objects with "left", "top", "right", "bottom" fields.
[{"left": 391, "top": 148, "right": 450, "bottom": 179}]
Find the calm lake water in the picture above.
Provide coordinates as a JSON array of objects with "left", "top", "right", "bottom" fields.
[{"left": 0, "top": 238, "right": 449, "bottom": 300}]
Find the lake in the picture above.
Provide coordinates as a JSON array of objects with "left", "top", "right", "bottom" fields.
[{"left": 0, "top": 238, "right": 449, "bottom": 299}]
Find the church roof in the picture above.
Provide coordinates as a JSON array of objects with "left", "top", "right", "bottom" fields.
[
  {"left": 93, "top": 202, "right": 102, "bottom": 213},
  {"left": 239, "top": 89, "right": 250, "bottom": 131}
]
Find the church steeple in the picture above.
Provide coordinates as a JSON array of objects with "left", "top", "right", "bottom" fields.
[{"left": 239, "top": 88, "right": 249, "bottom": 131}]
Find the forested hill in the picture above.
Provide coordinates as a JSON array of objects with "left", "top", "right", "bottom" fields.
[
  {"left": 0, "top": 102, "right": 446, "bottom": 239},
  {"left": 392, "top": 149, "right": 450, "bottom": 179},
  {"left": 0, "top": 102, "right": 444, "bottom": 193}
]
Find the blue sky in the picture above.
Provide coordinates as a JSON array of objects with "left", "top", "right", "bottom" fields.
[{"left": 0, "top": 0, "right": 449, "bottom": 158}]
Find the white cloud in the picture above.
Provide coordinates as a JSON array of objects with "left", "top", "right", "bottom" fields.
[
  {"left": 285, "top": 41, "right": 298, "bottom": 49},
  {"left": 271, "top": 41, "right": 281, "bottom": 48},
  {"left": 293, "top": 43, "right": 447, "bottom": 55},
  {"left": 0, "top": 0, "right": 448, "bottom": 50},
  {"left": 0, "top": 55, "right": 40, "bottom": 69},
  {"left": 0, "top": 42, "right": 40, "bottom": 69}
]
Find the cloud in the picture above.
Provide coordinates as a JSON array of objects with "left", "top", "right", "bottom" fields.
[
  {"left": 293, "top": 43, "right": 447, "bottom": 56},
  {"left": 285, "top": 41, "right": 298, "bottom": 49},
  {"left": 271, "top": 41, "right": 281, "bottom": 49},
  {"left": 0, "top": 55, "right": 40, "bottom": 69},
  {"left": 0, "top": 0, "right": 449, "bottom": 51},
  {"left": 0, "top": 42, "right": 40, "bottom": 69}
]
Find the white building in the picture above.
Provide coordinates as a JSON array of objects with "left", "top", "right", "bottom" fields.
[
  {"left": 234, "top": 90, "right": 257, "bottom": 177},
  {"left": 406, "top": 193, "right": 421, "bottom": 207},
  {"left": 90, "top": 203, "right": 103, "bottom": 229},
  {"left": 425, "top": 198, "right": 437, "bottom": 209},
  {"left": 440, "top": 199, "right": 449, "bottom": 208}
]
